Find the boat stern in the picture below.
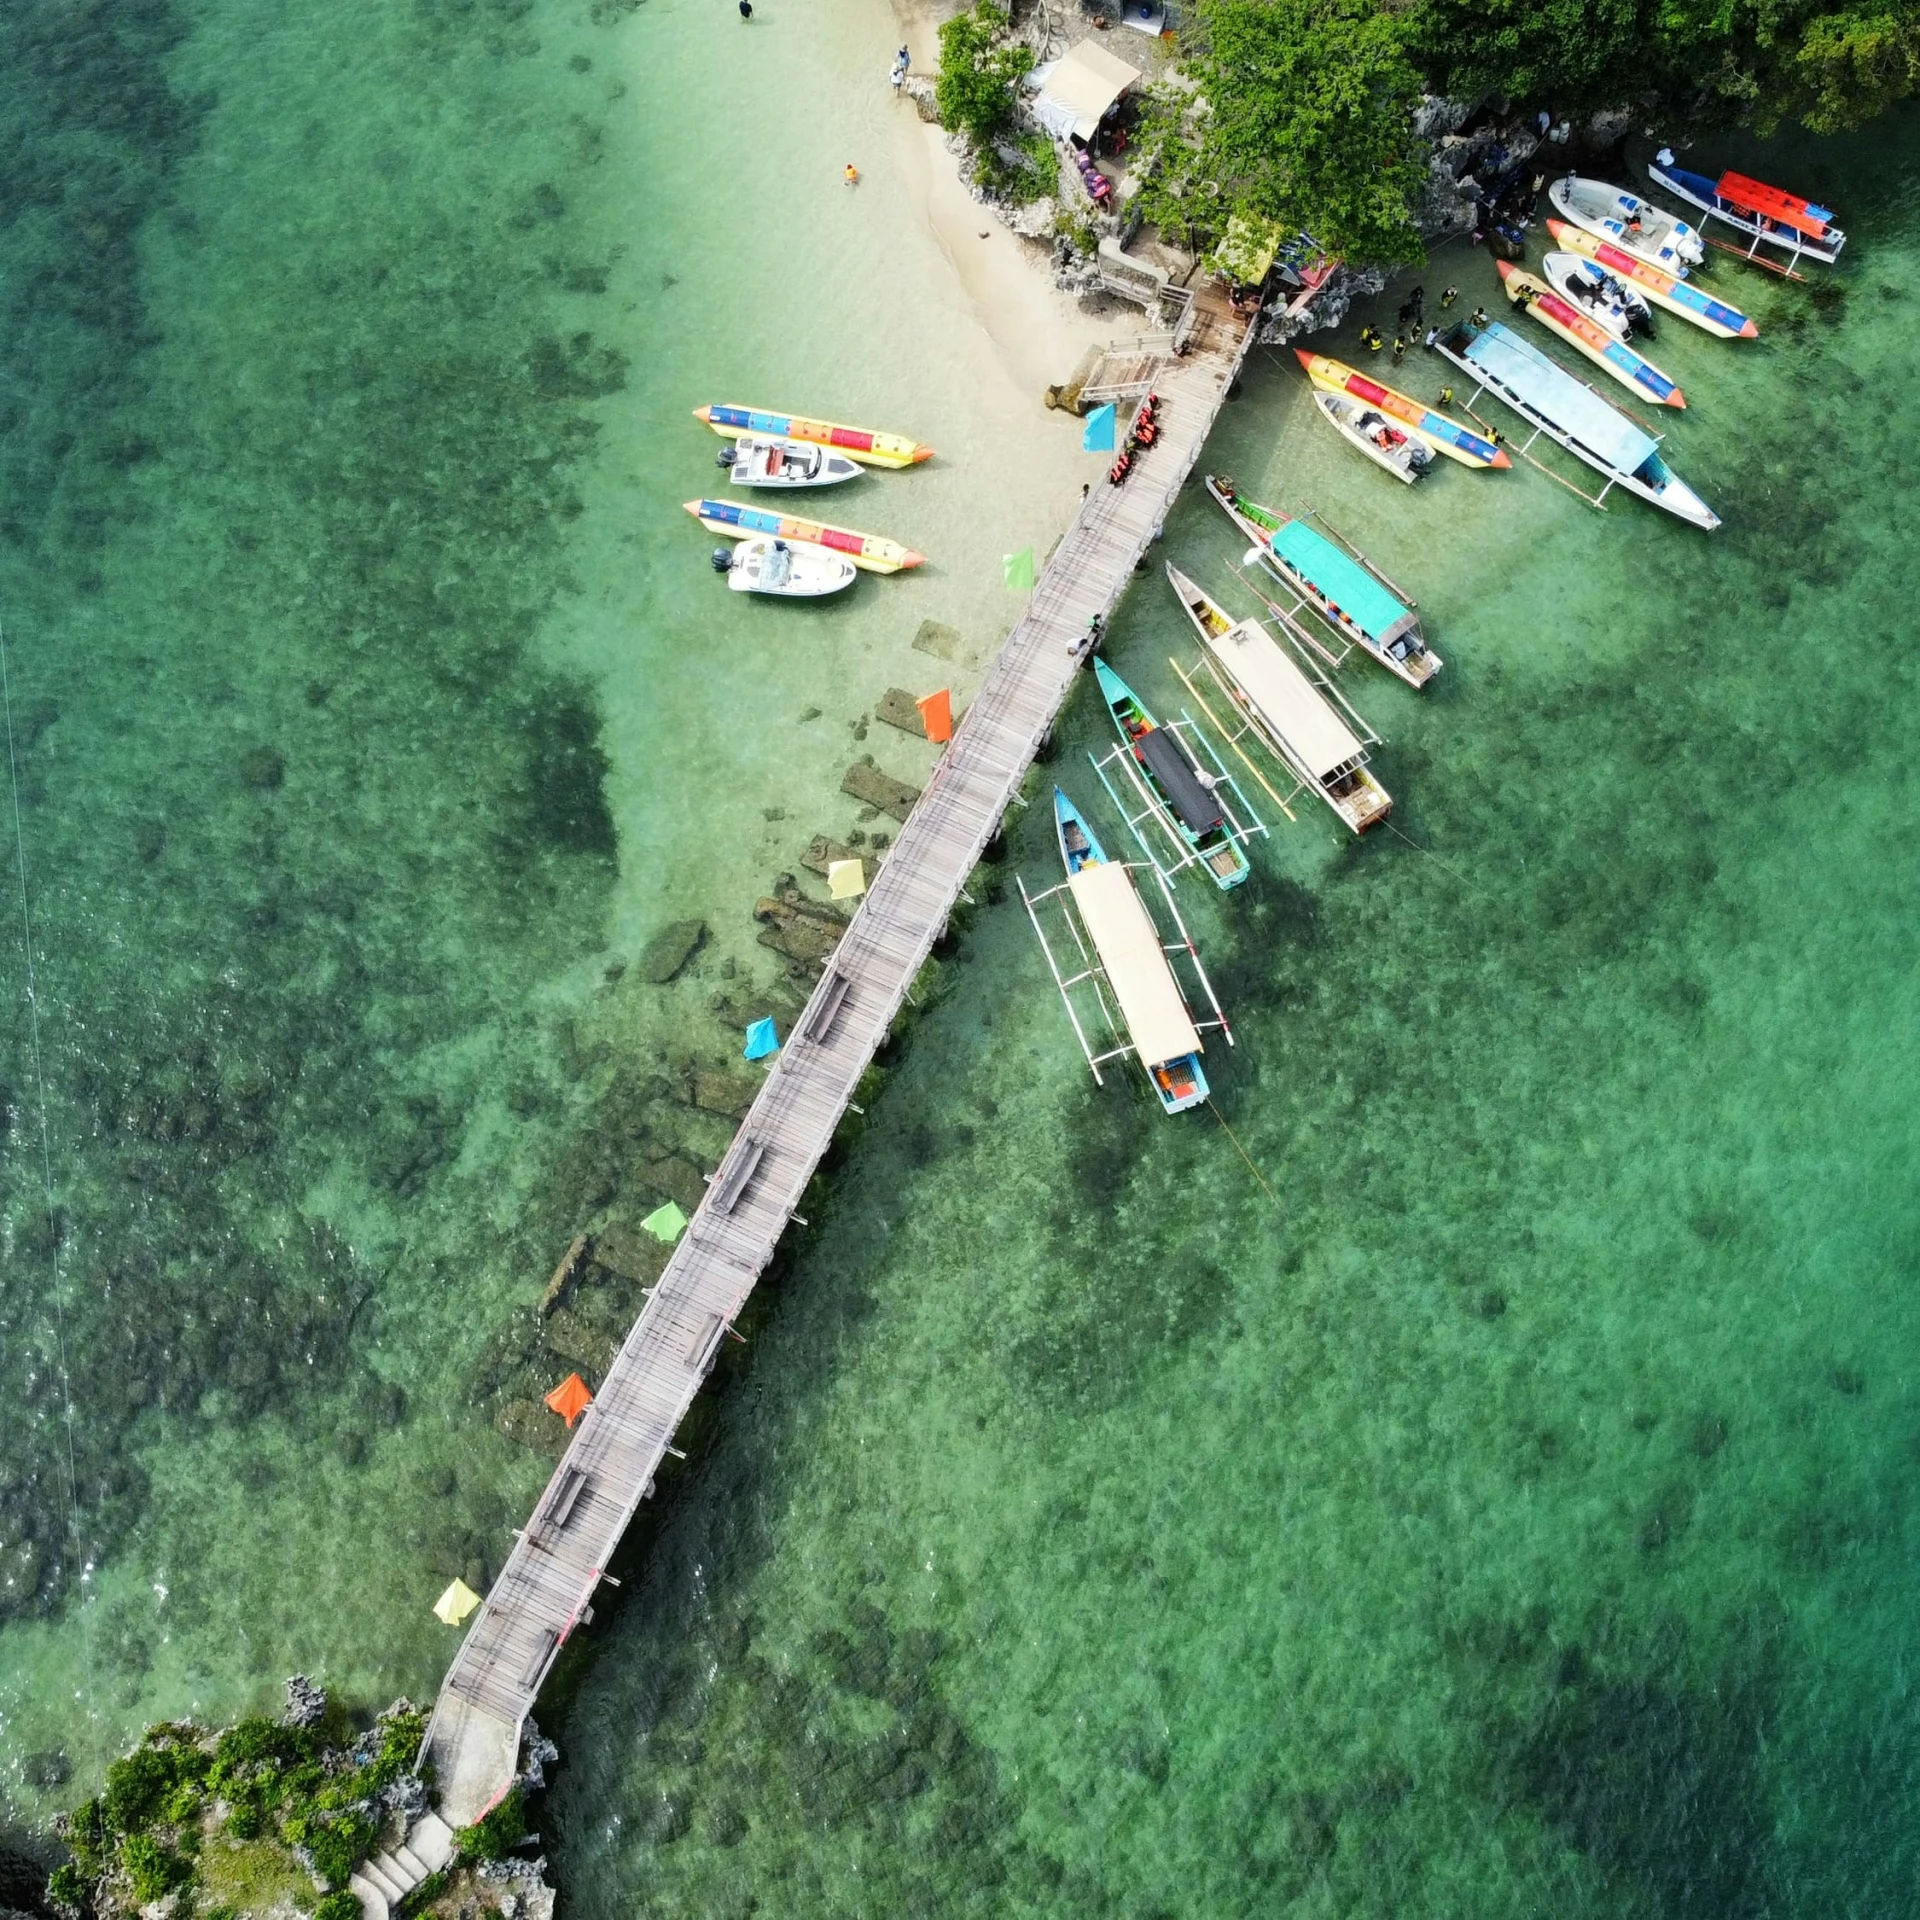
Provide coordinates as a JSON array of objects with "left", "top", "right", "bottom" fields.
[{"left": 1152, "top": 1051, "right": 1210, "bottom": 1115}]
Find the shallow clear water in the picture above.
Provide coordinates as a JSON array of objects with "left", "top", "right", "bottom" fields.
[{"left": 5, "top": 0, "right": 1920, "bottom": 1910}]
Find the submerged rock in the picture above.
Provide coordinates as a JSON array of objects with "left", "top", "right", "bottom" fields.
[
  {"left": 637, "top": 918, "right": 707, "bottom": 984},
  {"left": 840, "top": 756, "right": 921, "bottom": 822}
]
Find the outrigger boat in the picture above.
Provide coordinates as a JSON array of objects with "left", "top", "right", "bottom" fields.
[
  {"left": 1204, "top": 476, "right": 1441, "bottom": 690},
  {"left": 1548, "top": 175, "right": 1705, "bottom": 274},
  {"left": 1497, "top": 263, "right": 1685, "bottom": 408},
  {"left": 1165, "top": 563, "right": 1392, "bottom": 834},
  {"left": 1017, "top": 786, "right": 1232, "bottom": 1116},
  {"left": 716, "top": 434, "right": 863, "bottom": 489},
  {"left": 1310, "top": 390, "right": 1434, "bottom": 483},
  {"left": 1295, "top": 352, "right": 1510, "bottom": 470},
  {"left": 711, "top": 536, "right": 857, "bottom": 597},
  {"left": 693, "top": 404, "right": 932, "bottom": 468},
  {"left": 685, "top": 498, "right": 924, "bottom": 572},
  {"left": 1648, "top": 154, "right": 1845, "bottom": 268},
  {"left": 1426, "top": 316, "right": 1718, "bottom": 529},
  {"left": 1540, "top": 251, "right": 1655, "bottom": 342},
  {"left": 1547, "top": 220, "right": 1758, "bottom": 339},
  {"left": 1087, "top": 657, "right": 1262, "bottom": 890}
]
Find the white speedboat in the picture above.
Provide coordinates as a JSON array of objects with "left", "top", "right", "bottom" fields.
[
  {"left": 1547, "top": 175, "right": 1704, "bottom": 273},
  {"left": 716, "top": 434, "right": 864, "bottom": 488},
  {"left": 1311, "top": 391, "right": 1433, "bottom": 484},
  {"left": 1541, "top": 251, "right": 1655, "bottom": 343},
  {"left": 712, "top": 537, "right": 857, "bottom": 597}
]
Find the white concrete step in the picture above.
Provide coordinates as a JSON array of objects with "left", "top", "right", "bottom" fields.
[
  {"left": 391, "top": 1844, "right": 430, "bottom": 1885},
  {"left": 348, "top": 1870, "right": 391, "bottom": 1920},
  {"left": 409, "top": 1810, "right": 457, "bottom": 1872},
  {"left": 359, "top": 1857, "right": 408, "bottom": 1903}
]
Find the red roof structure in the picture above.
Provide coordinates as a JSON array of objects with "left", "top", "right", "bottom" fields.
[{"left": 1717, "top": 173, "right": 1831, "bottom": 237}]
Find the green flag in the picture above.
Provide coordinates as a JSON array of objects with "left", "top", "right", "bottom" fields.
[{"left": 1002, "top": 547, "right": 1035, "bottom": 593}]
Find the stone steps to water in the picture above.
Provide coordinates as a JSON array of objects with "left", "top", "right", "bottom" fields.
[{"left": 349, "top": 1810, "right": 458, "bottom": 1920}]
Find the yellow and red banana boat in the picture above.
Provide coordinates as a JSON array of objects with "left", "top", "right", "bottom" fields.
[
  {"left": 694, "top": 404, "right": 932, "bottom": 469},
  {"left": 1294, "top": 352, "right": 1509, "bottom": 469},
  {"left": 1546, "top": 220, "right": 1758, "bottom": 339},
  {"left": 1496, "top": 263, "right": 1686, "bottom": 409},
  {"left": 685, "top": 498, "right": 923, "bottom": 573}
]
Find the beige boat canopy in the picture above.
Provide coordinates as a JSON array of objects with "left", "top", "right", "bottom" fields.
[
  {"left": 1030, "top": 39, "right": 1143, "bottom": 143},
  {"left": 1068, "top": 862, "right": 1200, "bottom": 1069},
  {"left": 1207, "top": 619, "right": 1363, "bottom": 781}
]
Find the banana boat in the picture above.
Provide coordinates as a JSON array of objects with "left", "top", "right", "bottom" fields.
[
  {"left": 685, "top": 498, "right": 924, "bottom": 573},
  {"left": 693, "top": 405, "right": 932, "bottom": 468},
  {"left": 1547, "top": 220, "right": 1758, "bottom": 339},
  {"left": 1496, "top": 263, "right": 1686, "bottom": 409},
  {"left": 1294, "top": 352, "right": 1509, "bottom": 469}
]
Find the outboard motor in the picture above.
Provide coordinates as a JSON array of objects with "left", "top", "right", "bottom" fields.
[
  {"left": 715, "top": 446, "right": 737, "bottom": 468},
  {"left": 710, "top": 547, "right": 735, "bottom": 573}
]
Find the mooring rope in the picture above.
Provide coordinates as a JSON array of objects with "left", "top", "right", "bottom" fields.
[{"left": 1213, "top": 1103, "right": 1277, "bottom": 1204}]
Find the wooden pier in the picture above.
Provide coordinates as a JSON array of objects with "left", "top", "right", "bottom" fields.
[{"left": 419, "top": 289, "right": 1256, "bottom": 1827}]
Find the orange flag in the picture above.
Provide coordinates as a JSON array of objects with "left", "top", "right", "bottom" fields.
[
  {"left": 916, "top": 688, "right": 953, "bottom": 744},
  {"left": 544, "top": 1373, "right": 593, "bottom": 1426}
]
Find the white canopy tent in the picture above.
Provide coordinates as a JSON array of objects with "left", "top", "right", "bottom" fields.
[{"left": 1028, "top": 38, "right": 1142, "bottom": 143}]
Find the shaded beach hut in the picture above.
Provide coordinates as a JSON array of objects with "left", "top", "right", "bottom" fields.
[{"left": 1029, "top": 38, "right": 1142, "bottom": 151}]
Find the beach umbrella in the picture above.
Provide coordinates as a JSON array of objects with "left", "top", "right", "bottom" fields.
[
  {"left": 1082, "top": 403, "right": 1117, "bottom": 452},
  {"left": 433, "top": 1578, "right": 482, "bottom": 1626},
  {"left": 916, "top": 688, "right": 954, "bottom": 743},
  {"left": 642, "top": 1200, "right": 689, "bottom": 1243},
  {"left": 827, "top": 858, "right": 868, "bottom": 900},
  {"left": 743, "top": 1017, "right": 780, "bottom": 1061},
  {"left": 1003, "top": 548, "right": 1035, "bottom": 593},
  {"left": 544, "top": 1372, "right": 594, "bottom": 1426}
]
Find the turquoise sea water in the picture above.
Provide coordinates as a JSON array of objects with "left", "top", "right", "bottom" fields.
[{"left": 4, "top": 0, "right": 1920, "bottom": 1912}]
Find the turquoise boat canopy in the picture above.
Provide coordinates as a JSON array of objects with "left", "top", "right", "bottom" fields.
[
  {"left": 1268, "top": 520, "right": 1412, "bottom": 645},
  {"left": 1464, "top": 323, "right": 1656, "bottom": 477}
]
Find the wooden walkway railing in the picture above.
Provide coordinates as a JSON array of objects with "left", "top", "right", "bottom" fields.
[{"left": 420, "top": 295, "right": 1256, "bottom": 1826}]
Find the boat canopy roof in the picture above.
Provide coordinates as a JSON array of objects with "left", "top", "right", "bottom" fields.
[
  {"left": 1067, "top": 862, "right": 1200, "bottom": 1069},
  {"left": 1717, "top": 171, "right": 1833, "bottom": 236},
  {"left": 1463, "top": 323, "right": 1656, "bottom": 476},
  {"left": 1136, "top": 725, "right": 1223, "bottom": 834},
  {"left": 1268, "top": 520, "right": 1414, "bottom": 648},
  {"left": 1208, "top": 619, "right": 1362, "bottom": 781}
]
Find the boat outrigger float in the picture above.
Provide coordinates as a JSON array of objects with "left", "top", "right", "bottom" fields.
[
  {"left": 1295, "top": 352, "right": 1509, "bottom": 469},
  {"left": 1648, "top": 155, "right": 1845, "bottom": 269},
  {"left": 1546, "top": 221, "right": 1758, "bottom": 339},
  {"left": 1205, "top": 477, "right": 1441, "bottom": 690},
  {"left": 1018, "top": 787, "right": 1232, "bottom": 1116},
  {"left": 685, "top": 498, "right": 924, "bottom": 572},
  {"left": 693, "top": 405, "right": 932, "bottom": 468},
  {"left": 1497, "top": 262, "right": 1686, "bottom": 408},
  {"left": 1088, "top": 657, "right": 1264, "bottom": 891},
  {"left": 1425, "top": 317, "right": 1718, "bottom": 529},
  {"left": 1166, "top": 562, "right": 1393, "bottom": 834}
]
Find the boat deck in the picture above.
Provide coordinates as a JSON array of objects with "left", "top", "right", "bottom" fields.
[{"left": 418, "top": 286, "right": 1255, "bottom": 1827}]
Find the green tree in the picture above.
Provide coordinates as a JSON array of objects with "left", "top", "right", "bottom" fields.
[
  {"left": 1136, "top": 0, "right": 1429, "bottom": 264},
  {"left": 935, "top": 2, "right": 1035, "bottom": 146}
]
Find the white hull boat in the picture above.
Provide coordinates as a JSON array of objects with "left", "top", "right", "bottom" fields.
[
  {"left": 1541, "top": 252, "right": 1655, "bottom": 343},
  {"left": 1548, "top": 175, "right": 1704, "bottom": 273},
  {"left": 714, "top": 536, "right": 857, "bottom": 597},
  {"left": 1311, "top": 391, "right": 1433, "bottom": 484},
  {"left": 716, "top": 435, "right": 864, "bottom": 488}
]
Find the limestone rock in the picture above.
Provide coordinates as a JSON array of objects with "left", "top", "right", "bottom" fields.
[
  {"left": 495, "top": 1397, "right": 569, "bottom": 1458},
  {"left": 875, "top": 687, "right": 928, "bottom": 735},
  {"left": 594, "top": 1221, "right": 671, "bottom": 1287},
  {"left": 539, "top": 1231, "right": 591, "bottom": 1316},
  {"left": 636, "top": 918, "right": 707, "bottom": 985},
  {"left": 542, "top": 1307, "right": 615, "bottom": 1375},
  {"left": 840, "top": 756, "right": 921, "bottom": 821}
]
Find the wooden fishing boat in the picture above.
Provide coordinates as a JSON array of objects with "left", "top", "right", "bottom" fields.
[
  {"left": 1088, "top": 657, "right": 1258, "bottom": 890},
  {"left": 693, "top": 404, "right": 932, "bottom": 468},
  {"left": 1498, "top": 263, "right": 1685, "bottom": 408},
  {"left": 1540, "top": 251, "right": 1655, "bottom": 342},
  {"left": 1014, "top": 786, "right": 1231, "bottom": 1115},
  {"left": 1427, "top": 316, "right": 1717, "bottom": 529},
  {"left": 717, "top": 434, "right": 864, "bottom": 488},
  {"left": 684, "top": 498, "right": 923, "bottom": 572},
  {"left": 1547, "top": 220, "right": 1757, "bottom": 339},
  {"left": 1165, "top": 563, "right": 1392, "bottom": 834},
  {"left": 1648, "top": 155, "right": 1845, "bottom": 267},
  {"left": 1294, "top": 352, "right": 1509, "bottom": 469},
  {"left": 1311, "top": 390, "right": 1434, "bottom": 483},
  {"left": 1548, "top": 175, "right": 1704, "bottom": 273},
  {"left": 1203, "top": 476, "right": 1441, "bottom": 689},
  {"left": 712, "top": 536, "right": 857, "bottom": 597}
]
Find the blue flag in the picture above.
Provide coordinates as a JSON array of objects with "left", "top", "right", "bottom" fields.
[
  {"left": 743, "top": 1017, "right": 779, "bottom": 1061},
  {"left": 1082, "top": 403, "right": 1117, "bottom": 452}
]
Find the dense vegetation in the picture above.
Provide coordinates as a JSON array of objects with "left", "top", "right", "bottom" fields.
[
  {"left": 48, "top": 1704, "right": 426, "bottom": 1918},
  {"left": 941, "top": 0, "right": 1917, "bottom": 261}
]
